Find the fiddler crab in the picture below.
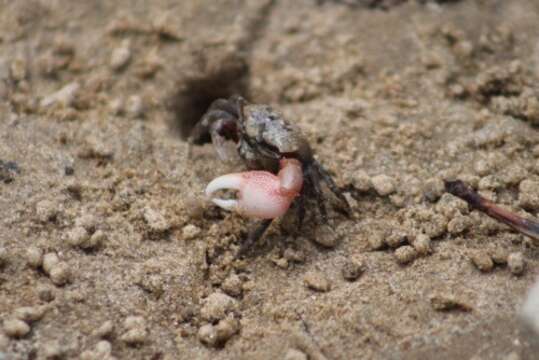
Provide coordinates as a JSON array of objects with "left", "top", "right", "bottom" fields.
[{"left": 189, "top": 95, "right": 350, "bottom": 253}]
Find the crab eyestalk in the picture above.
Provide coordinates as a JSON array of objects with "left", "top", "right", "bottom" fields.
[{"left": 205, "top": 158, "right": 303, "bottom": 219}]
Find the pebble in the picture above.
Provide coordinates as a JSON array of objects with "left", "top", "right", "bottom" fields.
[
  {"left": 75, "top": 214, "right": 98, "bottom": 232},
  {"left": 200, "top": 292, "right": 237, "bottom": 322},
  {"left": 341, "top": 257, "right": 365, "bottom": 281},
  {"left": 94, "top": 320, "right": 114, "bottom": 338},
  {"left": 435, "top": 193, "right": 469, "bottom": 218},
  {"left": 272, "top": 256, "right": 288, "bottom": 269},
  {"left": 283, "top": 247, "right": 306, "bottom": 263},
  {"left": 507, "top": 252, "right": 525, "bottom": 275},
  {"left": 313, "top": 225, "right": 340, "bottom": 248},
  {"left": 95, "top": 340, "right": 112, "bottom": 355},
  {"left": 518, "top": 179, "right": 539, "bottom": 210},
  {"left": 490, "top": 247, "right": 508, "bottom": 265},
  {"left": 412, "top": 234, "right": 431, "bottom": 256},
  {"left": 35, "top": 199, "right": 59, "bottom": 222},
  {"left": 26, "top": 246, "right": 43, "bottom": 268},
  {"left": 80, "top": 340, "right": 113, "bottom": 360},
  {"left": 69, "top": 226, "right": 104, "bottom": 249},
  {"left": 14, "top": 306, "right": 47, "bottom": 323},
  {"left": 0, "top": 247, "right": 7, "bottom": 268},
  {"left": 3, "top": 319, "right": 30, "bottom": 338},
  {"left": 124, "top": 316, "right": 145, "bottom": 330},
  {"left": 66, "top": 289, "right": 85, "bottom": 303},
  {"left": 214, "top": 317, "right": 239, "bottom": 345},
  {"left": 41, "top": 340, "right": 64, "bottom": 359},
  {"left": 447, "top": 215, "right": 471, "bottom": 235},
  {"left": 42, "top": 253, "right": 60, "bottom": 274},
  {"left": 182, "top": 224, "right": 201, "bottom": 240},
  {"left": 389, "top": 194, "right": 405, "bottom": 208},
  {"left": 67, "top": 226, "right": 90, "bottom": 247},
  {"left": 109, "top": 98, "right": 124, "bottom": 115},
  {"left": 121, "top": 327, "right": 147, "bottom": 345},
  {"left": 37, "top": 284, "right": 56, "bottom": 302},
  {"left": 458, "top": 174, "right": 480, "bottom": 189},
  {"left": 304, "top": 271, "right": 331, "bottom": 292},
  {"left": 500, "top": 164, "right": 527, "bottom": 186},
  {"left": 88, "top": 230, "right": 107, "bottom": 248},
  {"left": 198, "top": 324, "right": 218, "bottom": 347},
  {"left": 394, "top": 245, "right": 417, "bottom": 265},
  {"left": 423, "top": 177, "right": 445, "bottom": 202},
  {"left": 371, "top": 174, "right": 396, "bottom": 196},
  {"left": 478, "top": 175, "right": 502, "bottom": 191},
  {"left": 385, "top": 230, "right": 408, "bottom": 248},
  {"left": 121, "top": 316, "right": 147, "bottom": 345},
  {"left": 143, "top": 207, "right": 170, "bottom": 233},
  {"left": 49, "top": 262, "right": 71, "bottom": 286},
  {"left": 470, "top": 251, "right": 494, "bottom": 272},
  {"left": 182, "top": 195, "right": 205, "bottom": 220},
  {"left": 135, "top": 50, "right": 161, "bottom": 79},
  {"left": 198, "top": 317, "right": 239, "bottom": 347},
  {"left": 367, "top": 229, "right": 386, "bottom": 250},
  {"left": 423, "top": 214, "right": 448, "bottom": 238},
  {"left": 474, "top": 159, "right": 491, "bottom": 176},
  {"left": 353, "top": 170, "right": 372, "bottom": 192},
  {"left": 222, "top": 273, "right": 243, "bottom": 297},
  {"left": 284, "top": 349, "right": 308, "bottom": 360},
  {"left": 40, "top": 81, "right": 80, "bottom": 108},
  {"left": 82, "top": 135, "right": 114, "bottom": 159},
  {"left": 126, "top": 95, "right": 145, "bottom": 119},
  {"left": 110, "top": 40, "right": 132, "bottom": 71}
]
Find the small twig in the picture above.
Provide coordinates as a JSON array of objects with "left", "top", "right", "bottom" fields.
[{"left": 445, "top": 180, "right": 539, "bottom": 241}]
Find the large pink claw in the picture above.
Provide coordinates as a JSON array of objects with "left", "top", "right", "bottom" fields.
[{"left": 205, "top": 159, "right": 303, "bottom": 219}]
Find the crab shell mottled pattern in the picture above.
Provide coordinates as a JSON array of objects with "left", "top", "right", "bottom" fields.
[{"left": 242, "top": 104, "right": 313, "bottom": 160}]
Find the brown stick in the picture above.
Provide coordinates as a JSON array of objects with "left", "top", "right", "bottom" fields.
[{"left": 445, "top": 180, "right": 539, "bottom": 242}]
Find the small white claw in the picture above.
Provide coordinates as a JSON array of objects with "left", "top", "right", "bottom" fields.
[
  {"left": 205, "top": 173, "right": 244, "bottom": 197},
  {"left": 205, "top": 173, "right": 245, "bottom": 213},
  {"left": 212, "top": 198, "right": 238, "bottom": 211},
  {"left": 205, "top": 159, "right": 303, "bottom": 219}
]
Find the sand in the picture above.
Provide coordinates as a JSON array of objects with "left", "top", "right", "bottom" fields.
[{"left": 1, "top": 1, "right": 539, "bottom": 359}]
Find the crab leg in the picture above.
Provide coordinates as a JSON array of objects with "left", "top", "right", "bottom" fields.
[{"left": 206, "top": 159, "right": 303, "bottom": 219}]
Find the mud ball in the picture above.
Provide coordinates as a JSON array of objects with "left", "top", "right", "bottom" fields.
[
  {"left": 3, "top": 319, "right": 30, "bottom": 338},
  {"left": 470, "top": 251, "right": 494, "bottom": 273},
  {"left": 304, "top": 271, "right": 331, "bottom": 292},
  {"left": 25, "top": 246, "right": 43, "bottom": 269},
  {"left": 507, "top": 252, "right": 525, "bottom": 276},
  {"left": 394, "top": 246, "right": 417, "bottom": 265},
  {"left": 341, "top": 258, "right": 365, "bottom": 281},
  {"left": 371, "top": 174, "right": 396, "bottom": 196}
]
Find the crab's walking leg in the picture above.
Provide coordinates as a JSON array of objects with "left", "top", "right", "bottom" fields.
[
  {"left": 295, "top": 193, "right": 306, "bottom": 228},
  {"left": 314, "top": 161, "right": 351, "bottom": 215},
  {"left": 239, "top": 219, "right": 273, "bottom": 256},
  {"left": 445, "top": 180, "right": 539, "bottom": 242},
  {"left": 306, "top": 165, "right": 328, "bottom": 222}
]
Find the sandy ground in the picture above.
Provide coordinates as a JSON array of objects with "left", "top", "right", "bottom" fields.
[{"left": 1, "top": 0, "right": 539, "bottom": 359}]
